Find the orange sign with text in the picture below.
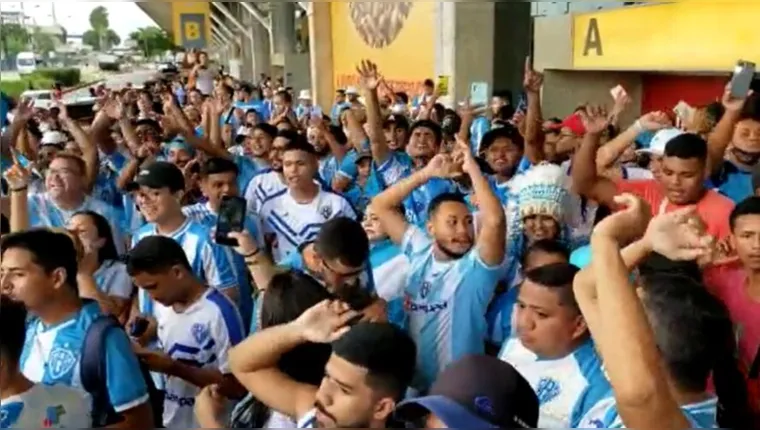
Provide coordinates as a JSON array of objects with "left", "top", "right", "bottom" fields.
[{"left": 330, "top": 2, "right": 436, "bottom": 96}]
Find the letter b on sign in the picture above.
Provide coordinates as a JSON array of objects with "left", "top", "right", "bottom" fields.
[{"left": 180, "top": 13, "right": 207, "bottom": 49}]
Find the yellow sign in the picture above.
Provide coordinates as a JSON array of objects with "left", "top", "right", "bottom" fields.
[
  {"left": 573, "top": 2, "right": 760, "bottom": 71},
  {"left": 331, "top": 2, "right": 435, "bottom": 96},
  {"left": 172, "top": 2, "right": 211, "bottom": 49}
]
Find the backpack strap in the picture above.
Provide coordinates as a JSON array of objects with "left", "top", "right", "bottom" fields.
[{"left": 81, "top": 315, "right": 121, "bottom": 427}]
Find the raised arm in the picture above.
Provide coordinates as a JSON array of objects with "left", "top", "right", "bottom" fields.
[
  {"left": 523, "top": 57, "right": 546, "bottom": 164},
  {"left": 459, "top": 140, "right": 506, "bottom": 266},
  {"left": 571, "top": 106, "right": 617, "bottom": 207},
  {"left": 357, "top": 60, "right": 392, "bottom": 164},
  {"left": 706, "top": 85, "right": 753, "bottom": 174}
]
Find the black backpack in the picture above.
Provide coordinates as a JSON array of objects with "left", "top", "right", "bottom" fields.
[{"left": 80, "top": 315, "right": 164, "bottom": 428}]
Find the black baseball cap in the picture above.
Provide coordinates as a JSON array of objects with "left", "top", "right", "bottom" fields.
[
  {"left": 355, "top": 150, "right": 372, "bottom": 164},
  {"left": 125, "top": 161, "right": 185, "bottom": 193},
  {"left": 395, "top": 355, "right": 539, "bottom": 428}
]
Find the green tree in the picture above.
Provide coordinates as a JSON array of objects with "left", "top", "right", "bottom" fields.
[
  {"left": 83, "top": 29, "right": 121, "bottom": 51},
  {"left": 0, "top": 23, "right": 30, "bottom": 57},
  {"left": 85, "top": 6, "right": 120, "bottom": 51},
  {"left": 129, "top": 27, "right": 175, "bottom": 59}
]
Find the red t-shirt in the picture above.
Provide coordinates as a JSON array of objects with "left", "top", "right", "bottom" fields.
[
  {"left": 616, "top": 179, "right": 735, "bottom": 239},
  {"left": 704, "top": 261, "right": 760, "bottom": 421}
]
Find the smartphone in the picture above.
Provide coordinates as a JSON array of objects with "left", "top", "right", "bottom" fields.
[
  {"left": 673, "top": 100, "right": 693, "bottom": 120},
  {"left": 215, "top": 196, "right": 247, "bottom": 246},
  {"left": 610, "top": 84, "right": 626, "bottom": 100},
  {"left": 730, "top": 60, "right": 756, "bottom": 99},
  {"left": 129, "top": 317, "right": 149, "bottom": 338}
]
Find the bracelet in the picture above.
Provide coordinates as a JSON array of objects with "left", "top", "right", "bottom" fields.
[
  {"left": 10, "top": 186, "right": 28, "bottom": 193},
  {"left": 243, "top": 248, "right": 261, "bottom": 259}
]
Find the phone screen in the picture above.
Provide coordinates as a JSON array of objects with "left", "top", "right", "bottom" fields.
[
  {"left": 730, "top": 60, "right": 756, "bottom": 99},
  {"left": 215, "top": 196, "right": 247, "bottom": 246}
]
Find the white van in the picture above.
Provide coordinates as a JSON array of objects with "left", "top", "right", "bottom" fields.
[{"left": 16, "top": 52, "right": 40, "bottom": 75}]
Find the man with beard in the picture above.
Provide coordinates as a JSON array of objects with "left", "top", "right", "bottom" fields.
[
  {"left": 373, "top": 148, "right": 506, "bottom": 392},
  {"left": 307, "top": 120, "right": 350, "bottom": 187},
  {"left": 229, "top": 303, "right": 416, "bottom": 428}
]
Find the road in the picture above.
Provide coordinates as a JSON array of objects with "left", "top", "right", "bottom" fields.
[{"left": 63, "top": 69, "right": 163, "bottom": 103}]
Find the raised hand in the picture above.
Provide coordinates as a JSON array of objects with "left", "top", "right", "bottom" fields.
[
  {"left": 356, "top": 59, "right": 381, "bottom": 91},
  {"left": 593, "top": 194, "right": 652, "bottom": 244},
  {"left": 294, "top": 300, "right": 361, "bottom": 344},
  {"left": 581, "top": 105, "right": 610, "bottom": 136},
  {"left": 14, "top": 97, "right": 35, "bottom": 122},
  {"left": 3, "top": 162, "right": 31, "bottom": 191},
  {"left": 424, "top": 153, "right": 463, "bottom": 179},
  {"left": 644, "top": 206, "right": 713, "bottom": 261},
  {"left": 638, "top": 111, "right": 673, "bottom": 132},
  {"left": 523, "top": 56, "right": 544, "bottom": 94},
  {"left": 53, "top": 99, "right": 70, "bottom": 121},
  {"left": 227, "top": 230, "right": 259, "bottom": 257},
  {"left": 722, "top": 83, "right": 753, "bottom": 113}
]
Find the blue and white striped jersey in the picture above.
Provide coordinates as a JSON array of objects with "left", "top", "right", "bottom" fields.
[
  {"left": 243, "top": 169, "right": 281, "bottom": 214},
  {"left": 182, "top": 201, "right": 262, "bottom": 327},
  {"left": 401, "top": 225, "right": 505, "bottom": 391},
  {"left": 28, "top": 194, "right": 126, "bottom": 254},
  {"left": 577, "top": 396, "right": 718, "bottom": 428},
  {"left": 369, "top": 239, "right": 409, "bottom": 329},
  {"left": 133, "top": 219, "right": 238, "bottom": 317},
  {"left": 498, "top": 337, "right": 612, "bottom": 428},
  {"left": 20, "top": 301, "right": 149, "bottom": 414},
  {"left": 259, "top": 189, "right": 357, "bottom": 264},
  {"left": 157, "top": 288, "right": 245, "bottom": 428}
]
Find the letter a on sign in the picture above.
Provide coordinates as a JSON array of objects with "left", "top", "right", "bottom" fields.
[{"left": 583, "top": 18, "right": 603, "bottom": 56}]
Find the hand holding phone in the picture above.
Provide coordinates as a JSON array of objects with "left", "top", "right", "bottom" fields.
[
  {"left": 215, "top": 196, "right": 247, "bottom": 247},
  {"left": 730, "top": 60, "right": 756, "bottom": 100}
]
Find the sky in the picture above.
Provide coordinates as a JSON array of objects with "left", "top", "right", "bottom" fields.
[{"left": 0, "top": 1, "right": 158, "bottom": 40}]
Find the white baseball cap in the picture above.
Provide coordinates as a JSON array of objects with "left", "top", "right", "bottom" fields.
[
  {"left": 298, "top": 89, "right": 312, "bottom": 100},
  {"left": 345, "top": 86, "right": 359, "bottom": 95},
  {"left": 41, "top": 130, "right": 68, "bottom": 146},
  {"left": 636, "top": 128, "right": 685, "bottom": 156}
]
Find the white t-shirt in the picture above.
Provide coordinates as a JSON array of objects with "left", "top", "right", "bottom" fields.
[
  {"left": 158, "top": 288, "right": 245, "bottom": 428},
  {"left": 195, "top": 67, "right": 217, "bottom": 96},
  {"left": 0, "top": 384, "right": 91, "bottom": 428},
  {"left": 259, "top": 189, "right": 357, "bottom": 263}
]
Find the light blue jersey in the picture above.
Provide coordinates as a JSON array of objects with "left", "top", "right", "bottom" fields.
[
  {"left": 20, "top": 301, "right": 149, "bottom": 414},
  {"left": 93, "top": 260, "right": 134, "bottom": 299},
  {"left": 401, "top": 225, "right": 504, "bottom": 391},
  {"left": 369, "top": 239, "right": 409, "bottom": 329},
  {"left": 27, "top": 194, "right": 126, "bottom": 254},
  {"left": 133, "top": 219, "right": 238, "bottom": 317},
  {"left": 577, "top": 396, "right": 718, "bottom": 428},
  {"left": 499, "top": 337, "right": 612, "bottom": 428},
  {"left": 182, "top": 202, "right": 260, "bottom": 327},
  {"left": 92, "top": 150, "right": 129, "bottom": 209}
]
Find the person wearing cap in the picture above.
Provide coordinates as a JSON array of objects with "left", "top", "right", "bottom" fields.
[
  {"left": 345, "top": 86, "right": 363, "bottom": 109},
  {"left": 129, "top": 161, "right": 240, "bottom": 313},
  {"left": 341, "top": 149, "right": 378, "bottom": 214},
  {"left": 229, "top": 298, "right": 417, "bottom": 429},
  {"left": 496, "top": 263, "right": 612, "bottom": 428},
  {"left": 395, "top": 355, "right": 538, "bottom": 428},
  {"left": 258, "top": 137, "right": 357, "bottom": 263},
  {"left": 634, "top": 126, "right": 684, "bottom": 180},
  {"left": 705, "top": 92, "right": 760, "bottom": 203},
  {"left": 573, "top": 108, "right": 735, "bottom": 241},
  {"left": 127, "top": 235, "right": 246, "bottom": 428},
  {"left": 296, "top": 89, "right": 322, "bottom": 122}
]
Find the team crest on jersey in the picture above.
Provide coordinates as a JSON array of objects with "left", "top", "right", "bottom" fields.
[
  {"left": 192, "top": 323, "right": 211, "bottom": 345},
  {"left": 42, "top": 405, "right": 66, "bottom": 427},
  {"left": 47, "top": 347, "right": 77, "bottom": 380},
  {"left": 0, "top": 403, "right": 24, "bottom": 428},
  {"left": 536, "top": 377, "right": 561, "bottom": 405},
  {"left": 420, "top": 282, "right": 432, "bottom": 299},
  {"left": 319, "top": 205, "right": 333, "bottom": 219}
]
